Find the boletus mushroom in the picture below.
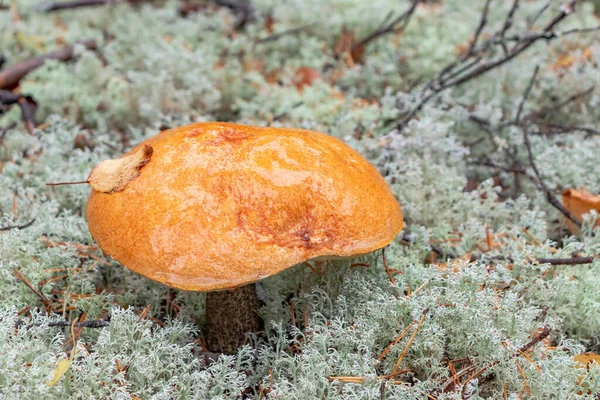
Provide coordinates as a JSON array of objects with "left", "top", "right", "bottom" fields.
[{"left": 85, "top": 122, "right": 403, "bottom": 353}]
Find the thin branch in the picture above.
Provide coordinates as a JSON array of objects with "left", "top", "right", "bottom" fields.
[
  {"left": 466, "top": 0, "right": 492, "bottom": 57},
  {"left": 0, "top": 90, "right": 37, "bottom": 134},
  {"left": 37, "top": 0, "right": 117, "bottom": 12},
  {"left": 535, "top": 121, "right": 600, "bottom": 137},
  {"left": 381, "top": 247, "right": 397, "bottom": 284},
  {"left": 0, "top": 218, "right": 36, "bottom": 231},
  {"left": 528, "top": 85, "right": 594, "bottom": 121},
  {"left": 13, "top": 270, "right": 53, "bottom": 312},
  {"left": 215, "top": 0, "right": 254, "bottom": 29},
  {"left": 397, "top": 0, "right": 581, "bottom": 130},
  {"left": 517, "top": 326, "right": 551, "bottom": 354},
  {"left": 515, "top": 65, "right": 539, "bottom": 123},
  {"left": 522, "top": 121, "right": 582, "bottom": 227},
  {"left": 501, "top": 0, "right": 520, "bottom": 36},
  {"left": 535, "top": 256, "right": 594, "bottom": 265},
  {"left": 0, "top": 39, "right": 97, "bottom": 90},
  {"left": 350, "top": 0, "right": 419, "bottom": 54},
  {"left": 254, "top": 23, "right": 315, "bottom": 45},
  {"left": 391, "top": 308, "right": 429, "bottom": 374},
  {"left": 527, "top": 0, "right": 550, "bottom": 30},
  {"left": 15, "top": 318, "right": 110, "bottom": 329}
]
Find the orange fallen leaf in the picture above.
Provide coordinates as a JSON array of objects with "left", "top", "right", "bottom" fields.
[
  {"left": 562, "top": 189, "right": 600, "bottom": 233},
  {"left": 575, "top": 352, "right": 600, "bottom": 368},
  {"left": 574, "top": 352, "right": 600, "bottom": 395},
  {"left": 293, "top": 67, "right": 322, "bottom": 91}
]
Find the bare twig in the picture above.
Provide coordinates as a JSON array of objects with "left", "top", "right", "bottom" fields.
[
  {"left": 535, "top": 256, "right": 594, "bottom": 265},
  {"left": 37, "top": 0, "right": 118, "bottom": 12},
  {"left": 0, "top": 218, "right": 36, "bottom": 231},
  {"left": 397, "top": 0, "right": 581, "bottom": 129},
  {"left": 391, "top": 308, "right": 429, "bottom": 374},
  {"left": 527, "top": 0, "right": 550, "bottom": 30},
  {"left": 466, "top": 0, "right": 492, "bottom": 57},
  {"left": 517, "top": 326, "right": 551, "bottom": 353},
  {"left": 14, "top": 318, "right": 110, "bottom": 329},
  {"left": 0, "top": 39, "right": 97, "bottom": 90},
  {"left": 255, "top": 24, "right": 315, "bottom": 45},
  {"left": 522, "top": 121, "right": 582, "bottom": 227},
  {"left": 377, "top": 321, "right": 415, "bottom": 361},
  {"left": 381, "top": 247, "right": 397, "bottom": 284},
  {"left": 498, "top": 0, "right": 520, "bottom": 54},
  {"left": 527, "top": 85, "right": 594, "bottom": 121},
  {"left": 535, "top": 121, "right": 600, "bottom": 137},
  {"left": 351, "top": 0, "right": 419, "bottom": 54},
  {"left": 216, "top": 0, "right": 254, "bottom": 29},
  {"left": 515, "top": 65, "right": 539, "bottom": 123},
  {"left": 0, "top": 90, "right": 37, "bottom": 134},
  {"left": 13, "top": 270, "right": 52, "bottom": 312}
]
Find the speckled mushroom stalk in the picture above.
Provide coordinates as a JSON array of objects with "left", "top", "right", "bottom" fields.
[
  {"left": 205, "top": 284, "right": 262, "bottom": 354},
  {"left": 85, "top": 122, "right": 404, "bottom": 353}
]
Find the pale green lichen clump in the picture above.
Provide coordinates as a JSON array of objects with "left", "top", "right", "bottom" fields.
[{"left": 1, "top": 0, "right": 600, "bottom": 398}]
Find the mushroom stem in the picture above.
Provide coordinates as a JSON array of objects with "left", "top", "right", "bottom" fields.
[{"left": 205, "top": 283, "right": 263, "bottom": 354}]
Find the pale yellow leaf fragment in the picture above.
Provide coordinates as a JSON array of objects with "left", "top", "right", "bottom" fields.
[
  {"left": 45, "top": 358, "right": 71, "bottom": 386},
  {"left": 87, "top": 145, "right": 153, "bottom": 193}
]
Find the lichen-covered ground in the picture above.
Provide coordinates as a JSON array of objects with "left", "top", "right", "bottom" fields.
[{"left": 1, "top": 0, "right": 600, "bottom": 398}]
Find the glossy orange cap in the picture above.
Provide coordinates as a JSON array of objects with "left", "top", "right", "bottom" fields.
[{"left": 86, "top": 122, "right": 404, "bottom": 291}]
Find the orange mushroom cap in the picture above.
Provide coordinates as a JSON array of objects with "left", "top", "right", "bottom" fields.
[{"left": 86, "top": 122, "right": 404, "bottom": 291}]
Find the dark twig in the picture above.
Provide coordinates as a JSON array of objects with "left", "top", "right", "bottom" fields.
[
  {"left": 560, "top": 26, "right": 600, "bottom": 36},
  {"left": 498, "top": 0, "right": 520, "bottom": 54},
  {"left": 527, "top": 86, "right": 594, "bottom": 121},
  {"left": 13, "top": 270, "right": 53, "bottom": 312},
  {"left": 466, "top": 0, "right": 492, "bottom": 57},
  {"left": 14, "top": 318, "right": 110, "bottom": 329},
  {"left": 517, "top": 326, "right": 551, "bottom": 354},
  {"left": 255, "top": 24, "right": 315, "bottom": 45},
  {"left": 522, "top": 121, "right": 582, "bottom": 227},
  {"left": 37, "top": 0, "right": 117, "bottom": 12},
  {"left": 0, "top": 218, "right": 36, "bottom": 231},
  {"left": 515, "top": 65, "right": 539, "bottom": 123},
  {"left": 0, "top": 39, "right": 97, "bottom": 90},
  {"left": 527, "top": 0, "right": 550, "bottom": 30},
  {"left": 215, "top": 0, "right": 254, "bottom": 29},
  {"left": 351, "top": 0, "right": 419, "bottom": 54},
  {"left": 47, "top": 319, "right": 110, "bottom": 328},
  {"left": 535, "top": 256, "right": 594, "bottom": 265},
  {"left": 396, "top": 0, "right": 581, "bottom": 130},
  {"left": 535, "top": 121, "right": 600, "bottom": 137},
  {"left": 381, "top": 247, "right": 397, "bottom": 285},
  {"left": 0, "top": 90, "right": 37, "bottom": 134}
]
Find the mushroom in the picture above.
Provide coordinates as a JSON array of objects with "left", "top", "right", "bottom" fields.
[{"left": 85, "top": 122, "right": 403, "bottom": 353}]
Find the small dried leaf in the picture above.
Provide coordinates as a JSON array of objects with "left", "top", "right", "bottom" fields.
[
  {"left": 562, "top": 189, "right": 600, "bottom": 233},
  {"left": 87, "top": 145, "right": 153, "bottom": 194},
  {"left": 574, "top": 352, "right": 600, "bottom": 369},
  {"left": 45, "top": 358, "right": 71, "bottom": 386},
  {"left": 334, "top": 30, "right": 364, "bottom": 64},
  {"left": 293, "top": 67, "right": 322, "bottom": 91}
]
